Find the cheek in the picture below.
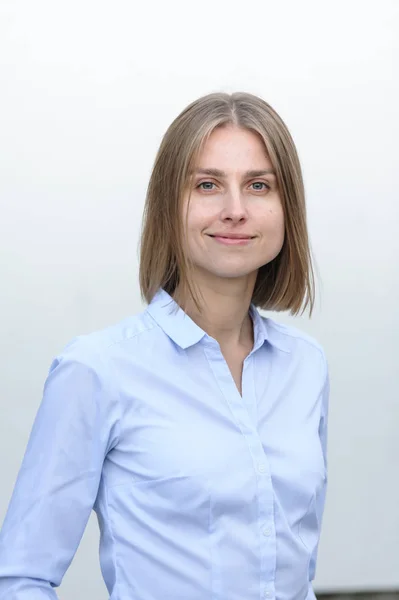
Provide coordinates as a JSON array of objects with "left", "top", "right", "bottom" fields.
[
  {"left": 265, "top": 206, "right": 285, "bottom": 237},
  {"left": 183, "top": 209, "right": 207, "bottom": 256},
  {"left": 186, "top": 204, "right": 214, "bottom": 234}
]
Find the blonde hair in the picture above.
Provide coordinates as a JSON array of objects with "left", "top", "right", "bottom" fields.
[{"left": 139, "top": 92, "right": 315, "bottom": 316}]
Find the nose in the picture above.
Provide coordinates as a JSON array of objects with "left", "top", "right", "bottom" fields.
[{"left": 220, "top": 188, "right": 248, "bottom": 224}]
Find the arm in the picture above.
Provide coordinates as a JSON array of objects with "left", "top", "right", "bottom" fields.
[
  {"left": 0, "top": 343, "right": 118, "bottom": 599},
  {"left": 308, "top": 356, "right": 330, "bottom": 598}
]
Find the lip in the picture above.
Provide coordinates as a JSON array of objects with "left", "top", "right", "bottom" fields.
[{"left": 207, "top": 233, "right": 255, "bottom": 246}]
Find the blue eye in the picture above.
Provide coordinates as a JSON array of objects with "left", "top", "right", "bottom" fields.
[
  {"left": 251, "top": 182, "right": 270, "bottom": 191},
  {"left": 197, "top": 181, "right": 215, "bottom": 190}
]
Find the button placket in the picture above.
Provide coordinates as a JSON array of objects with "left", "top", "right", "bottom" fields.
[
  {"left": 204, "top": 341, "right": 276, "bottom": 596},
  {"left": 262, "top": 526, "right": 272, "bottom": 537}
]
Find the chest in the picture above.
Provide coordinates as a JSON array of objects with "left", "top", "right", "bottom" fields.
[{"left": 104, "top": 343, "right": 326, "bottom": 516}]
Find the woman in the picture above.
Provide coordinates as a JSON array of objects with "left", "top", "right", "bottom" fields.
[{"left": 0, "top": 92, "right": 329, "bottom": 600}]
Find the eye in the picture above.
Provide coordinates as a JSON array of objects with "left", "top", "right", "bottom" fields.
[
  {"left": 250, "top": 181, "right": 270, "bottom": 191},
  {"left": 197, "top": 181, "right": 216, "bottom": 191}
]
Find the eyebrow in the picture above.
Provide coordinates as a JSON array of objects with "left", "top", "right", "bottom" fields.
[{"left": 193, "top": 168, "right": 276, "bottom": 178}]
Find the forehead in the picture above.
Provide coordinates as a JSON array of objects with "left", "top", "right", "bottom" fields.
[{"left": 196, "top": 125, "right": 272, "bottom": 170}]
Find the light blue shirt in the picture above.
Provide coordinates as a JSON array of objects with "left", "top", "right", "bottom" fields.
[{"left": 0, "top": 288, "right": 329, "bottom": 600}]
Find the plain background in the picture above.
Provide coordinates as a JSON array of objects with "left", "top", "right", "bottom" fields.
[{"left": 0, "top": 0, "right": 398, "bottom": 597}]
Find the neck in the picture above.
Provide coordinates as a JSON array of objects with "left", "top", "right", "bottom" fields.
[{"left": 176, "top": 272, "right": 257, "bottom": 351}]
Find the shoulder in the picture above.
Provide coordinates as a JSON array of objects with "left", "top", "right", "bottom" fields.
[
  {"left": 54, "top": 307, "right": 157, "bottom": 371},
  {"left": 262, "top": 315, "right": 328, "bottom": 373},
  {"left": 263, "top": 316, "right": 330, "bottom": 415},
  {"left": 265, "top": 317, "right": 325, "bottom": 354}
]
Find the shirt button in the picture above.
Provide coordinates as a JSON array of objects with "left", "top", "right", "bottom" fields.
[
  {"left": 263, "top": 527, "right": 272, "bottom": 537},
  {"left": 258, "top": 463, "right": 267, "bottom": 474},
  {"left": 264, "top": 591, "right": 272, "bottom": 598}
]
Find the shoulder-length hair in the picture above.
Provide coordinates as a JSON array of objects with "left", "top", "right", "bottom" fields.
[{"left": 139, "top": 92, "right": 315, "bottom": 316}]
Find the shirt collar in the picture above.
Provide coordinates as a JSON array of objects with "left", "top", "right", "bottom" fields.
[
  {"left": 146, "top": 289, "right": 206, "bottom": 349},
  {"left": 146, "top": 288, "right": 290, "bottom": 353},
  {"left": 249, "top": 304, "right": 291, "bottom": 353}
]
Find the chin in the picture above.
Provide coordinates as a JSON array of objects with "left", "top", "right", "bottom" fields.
[
  {"left": 201, "top": 265, "right": 259, "bottom": 280},
  {"left": 193, "top": 256, "right": 272, "bottom": 281}
]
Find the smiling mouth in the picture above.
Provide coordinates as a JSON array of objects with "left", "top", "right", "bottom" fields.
[
  {"left": 207, "top": 234, "right": 255, "bottom": 240},
  {"left": 207, "top": 234, "right": 255, "bottom": 246}
]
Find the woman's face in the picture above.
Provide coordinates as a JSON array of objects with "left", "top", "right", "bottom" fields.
[{"left": 182, "top": 125, "right": 285, "bottom": 285}]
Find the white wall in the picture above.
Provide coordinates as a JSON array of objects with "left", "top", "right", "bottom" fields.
[{"left": 0, "top": 0, "right": 398, "bottom": 597}]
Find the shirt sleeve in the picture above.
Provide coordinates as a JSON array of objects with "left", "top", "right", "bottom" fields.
[
  {"left": 308, "top": 354, "right": 330, "bottom": 590},
  {"left": 0, "top": 343, "right": 119, "bottom": 599}
]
